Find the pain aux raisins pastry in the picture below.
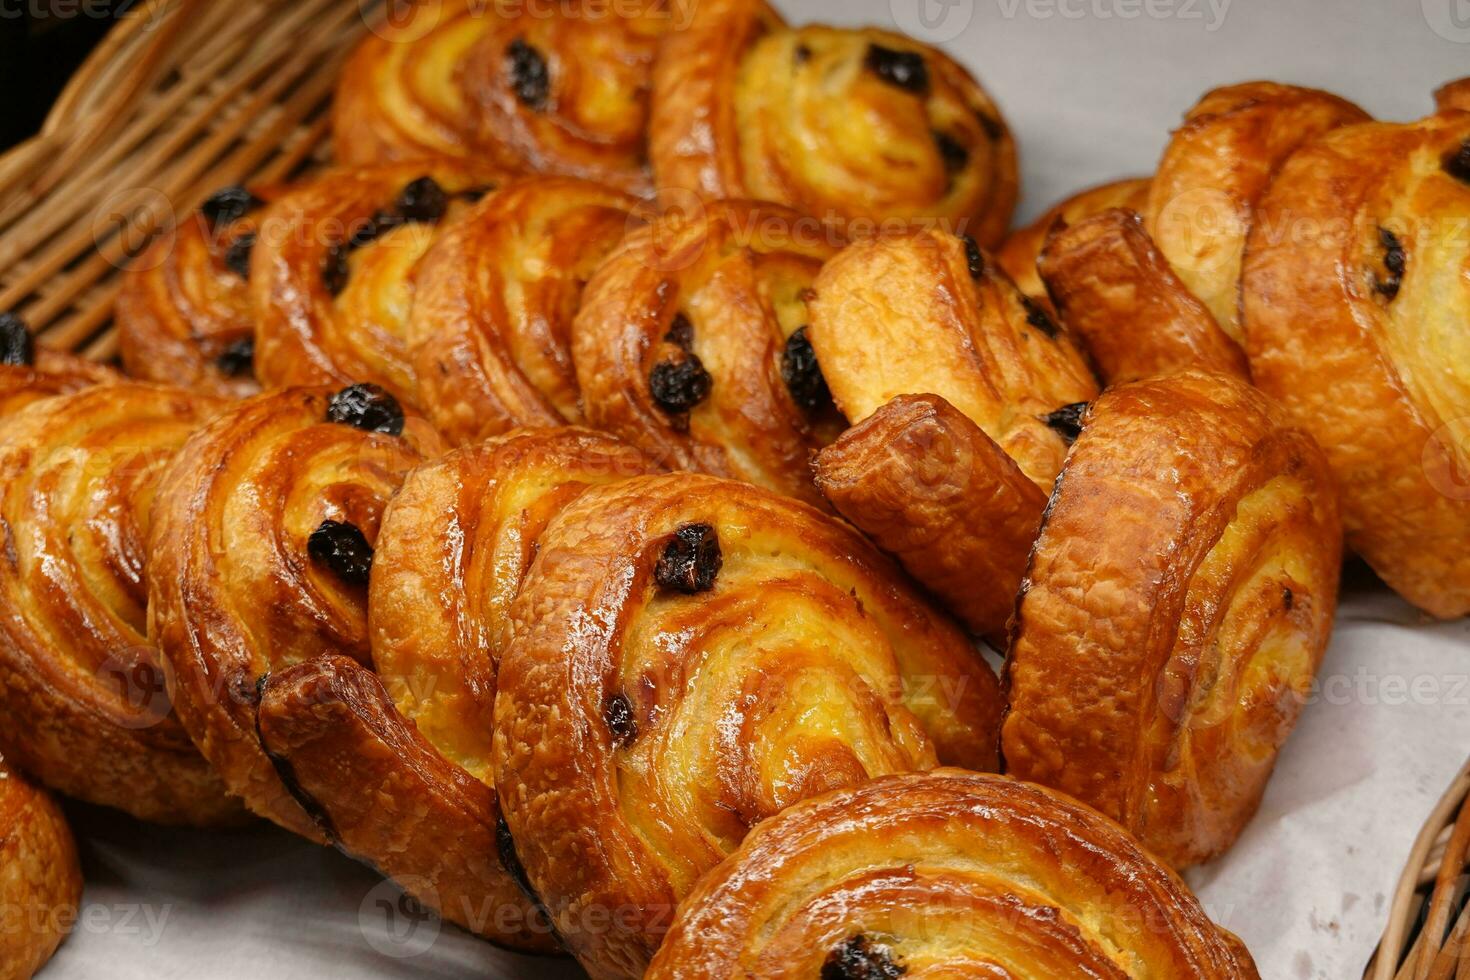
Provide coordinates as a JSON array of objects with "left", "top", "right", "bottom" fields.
[
  {"left": 651, "top": 0, "right": 1017, "bottom": 243},
  {"left": 0, "top": 313, "right": 118, "bottom": 416},
  {"left": 646, "top": 770, "right": 1258, "bottom": 979},
  {"left": 255, "top": 427, "right": 660, "bottom": 950},
  {"left": 997, "top": 175, "right": 1150, "bottom": 301},
  {"left": 1003, "top": 370, "right": 1341, "bottom": 868},
  {"left": 0, "top": 756, "right": 82, "bottom": 980},
  {"left": 116, "top": 183, "right": 278, "bottom": 398},
  {"left": 492, "top": 473, "right": 1004, "bottom": 979},
  {"left": 332, "top": 0, "right": 668, "bottom": 194}
]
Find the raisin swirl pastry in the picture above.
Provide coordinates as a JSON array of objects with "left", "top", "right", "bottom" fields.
[
  {"left": 1003, "top": 370, "right": 1341, "bottom": 868},
  {"left": 250, "top": 161, "right": 505, "bottom": 407},
  {"left": 147, "top": 385, "right": 429, "bottom": 837},
  {"left": 0, "top": 757, "right": 82, "bottom": 980},
  {"left": 1241, "top": 104, "right": 1470, "bottom": 618},
  {"left": 996, "top": 175, "right": 1150, "bottom": 300},
  {"left": 117, "top": 183, "right": 277, "bottom": 397},
  {"left": 333, "top": 0, "right": 666, "bottom": 194},
  {"left": 493, "top": 472, "right": 1004, "bottom": 979},
  {"left": 0, "top": 383, "right": 243, "bottom": 826},
  {"left": 0, "top": 313, "right": 117, "bottom": 416},
  {"left": 255, "top": 427, "right": 660, "bottom": 950},
  {"left": 409, "top": 177, "right": 645, "bottom": 445},
  {"left": 647, "top": 770, "right": 1258, "bottom": 979},
  {"left": 573, "top": 199, "right": 844, "bottom": 505},
  {"left": 651, "top": 0, "right": 1017, "bottom": 243}
]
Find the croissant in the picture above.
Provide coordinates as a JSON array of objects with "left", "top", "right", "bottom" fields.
[
  {"left": 0, "top": 382, "right": 244, "bottom": 826},
  {"left": 0, "top": 757, "right": 82, "bottom": 980},
  {"left": 1241, "top": 101, "right": 1470, "bottom": 618},
  {"left": 651, "top": 0, "right": 1017, "bottom": 243},
  {"left": 250, "top": 161, "right": 505, "bottom": 407},
  {"left": 0, "top": 313, "right": 118, "bottom": 416},
  {"left": 409, "top": 177, "right": 645, "bottom": 445},
  {"left": 492, "top": 472, "right": 1004, "bottom": 979},
  {"left": 1003, "top": 369, "right": 1341, "bottom": 868},
  {"left": 147, "top": 385, "right": 431, "bottom": 837},
  {"left": 647, "top": 770, "right": 1258, "bottom": 979},
  {"left": 117, "top": 183, "right": 277, "bottom": 397},
  {"left": 332, "top": 0, "right": 664, "bottom": 194},
  {"left": 255, "top": 427, "right": 660, "bottom": 949},
  {"left": 996, "top": 175, "right": 1149, "bottom": 300},
  {"left": 573, "top": 198, "right": 844, "bottom": 505}
]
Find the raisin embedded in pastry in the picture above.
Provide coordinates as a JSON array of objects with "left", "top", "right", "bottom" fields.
[
  {"left": 0, "top": 756, "right": 83, "bottom": 980},
  {"left": 0, "top": 312, "right": 119, "bottom": 416}
]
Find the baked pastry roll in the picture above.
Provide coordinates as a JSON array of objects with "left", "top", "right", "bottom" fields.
[
  {"left": 0, "top": 383, "right": 242, "bottom": 826},
  {"left": 1003, "top": 370, "right": 1341, "bottom": 868},
  {"left": 1241, "top": 105, "right": 1470, "bottom": 618},
  {"left": 573, "top": 199, "right": 844, "bottom": 504},
  {"left": 493, "top": 472, "right": 1004, "bottom": 979},
  {"left": 250, "top": 161, "right": 505, "bottom": 407},
  {"left": 651, "top": 0, "right": 1017, "bottom": 243},
  {"left": 148, "top": 385, "right": 430, "bottom": 837},
  {"left": 333, "top": 0, "right": 664, "bottom": 194},
  {"left": 409, "top": 177, "right": 645, "bottom": 445},
  {"left": 1436, "top": 77, "right": 1470, "bottom": 113},
  {"left": 0, "top": 313, "right": 117, "bottom": 416},
  {"left": 117, "top": 183, "right": 277, "bottom": 398},
  {"left": 255, "top": 427, "right": 659, "bottom": 950},
  {"left": 0, "top": 757, "right": 82, "bottom": 980},
  {"left": 646, "top": 770, "right": 1258, "bottom": 979},
  {"left": 996, "top": 175, "right": 1149, "bottom": 300}
]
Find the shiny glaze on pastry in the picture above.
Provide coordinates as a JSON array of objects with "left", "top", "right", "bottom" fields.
[
  {"left": 0, "top": 383, "right": 243, "bottom": 826},
  {"left": 1003, "top": 370, "right": 1341, "bottom": 867},
  {"left": 997, "top": 175, "right": 1150, "bottom": 300},
  {"left": 0, "top": 314, "right": 118, "bottom": 417},
  {"left": 647, "top": 770, "right": 1259, "bottom": 979},
  {"left": 0, "top": 757, "right": 82, "bottom": 980},
  {"left": 492, "top": 473, "right": 1004, "bottom": 979},
  {"left": 651, "top": 0, "right": 1017, "bottom": 243}
]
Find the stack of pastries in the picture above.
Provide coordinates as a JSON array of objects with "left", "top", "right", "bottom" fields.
[{"left": 2, "top": 1, "right": 1467, "bottom": 976}]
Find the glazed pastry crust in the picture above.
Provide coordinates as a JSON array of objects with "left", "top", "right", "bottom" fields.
[
  {"left": 1003, "top": 370, "right": 1341, "bottom": 867},
  {"left": 0, "top": 758, "right": 82, "bottom": 980},
  {"left": 493, "top": 473, "right": 1003, "bottom": 979},
  {"left": 1241, "top": 111, "right": 1470, "bottom": 618},
  {"left": 651, "top": 0, "right": 1017, "bottom": 243},
  {"left": 409, "top": 178, "right": 645, "bottom": 445},
  {"left": 646, "top": 770, "right": 1258, "bottom": 979},
  {"left": 0, "top": 383, "right": 243, "bottom": 826},
  {"left": 1436, "top": 77, "right": 1470, "bottom": 113},
  {"left": 997, "top": 175, "right": 1149, "bottom": 300},
  {"left": 0, "top": 350, "right": 118, "bottom": 418}
]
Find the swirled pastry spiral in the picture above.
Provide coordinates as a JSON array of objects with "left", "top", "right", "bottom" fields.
[
  {"left": 651, "top": 0, "right": 1017, "bottom": 243},
  {"left": 493, "top": 473, "right": 1004, "bottom": 979},
  {"left": 1241, "top": 106, "right": 1470, "bottom": 618},
  {"left": 0, "top": 314, "right": 117, "bottom": 417},
  {"left": 997, "top": 175, "right": 1150, "bottom": 300},
  {"left": 573, "top": 199, "right": 844, "bottom": 504},
  {"left": 409, "top": 177, "right": 645, "bottom": 445},
  {"left": 148, "top": 385, "right": 430, "bottom": 837},
  {"left": 0, "top": 757, "right": 82, "bottom": 980},
  {"left": 1003, "top": 370, "right": 1341, "bottom": 867},
  {"left": 0, "top": 383, "right": 243, "bottom": 826},
  {"left": 117, "top": 183, "right": 278, "bottom": 397},
  {"left": 250, "top": 161, "right": 506, "bottom": 407},
  {"left": 333, "top": 0, "right": 666, "bottom": 194},
  {"left": 255, "top": 427, "right": 659, "bottom": 949},
  {"left": 647, "top": 770, "right": 1258, "bottom": 979}
]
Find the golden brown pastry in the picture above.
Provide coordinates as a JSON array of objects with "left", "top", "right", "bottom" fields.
[
  {"left": 0, "top": 313, "right": 118, "bottom": 417},
  {"left": 148, "top": 385, "right": 430, "bottom": 837},
  {"left": 333, "top": 0, "right": 666, "bottom": 194},
  {"left": 1241, "top": 106, "right": 1470, "bottom": 618},
  {"left": 117, "top": 183, "right": 277, "bottom": 397},
  {"left": 1003, "top": 370, "right": 1341, "bottom": 868},
  {"left": 250, "top": 161, "right": 506, "bottom": 407},
  {"left": 255, "top": 427, "right": 660, "bottom": 950},
  {"left": 647, "top": 770, "right": 1259, "bottom": 979},
  {"left": 1038, "top": 207, "right": 1251, "bottom": 384},
  {"left": 651, "top": 0, "right": 1017, "bottom": 243},
  {"left": 409, "top": 177, "right": 645, "bottom": 445},
  {"left": 997, "top": 175, "right": 1150, "bottom": 300},
  {"left": 573, "top": 199, "right": 844, "bottom": 505},
  {"left": 0, "top": 757, "right": 82, "bottom": 980},
  {"left": 0, "top": 383, "right": 243, "bottom": 826},
  {"left": 493, "top": 472, "right": 1004, "bottom": 979},
  {"left": 1436, "top": 77, "right": 1470, "bottom": 113}
]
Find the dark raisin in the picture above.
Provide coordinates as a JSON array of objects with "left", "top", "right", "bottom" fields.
[
  {"left": 458, "top": 185, "right": 496, "bottom": 203},
  {"left": 654, "top": 523, "right": 722, "bottom": 595},
  {"left": 603, "top": 692, "right": 638, "bottom": 744},
  {"left": 1041, "top": 402, "right": 1088, "bottom": 444},
  {"left": 649, "top": 354, "right": 712, "bottom": 417},
  {"left": 1282, "top": 586, "right": 1294, "bottom": 611},
  {"left": 306, "top": 520, "right": 374, "bottom": 586},
  {"left": 322, "top": 242, "right": 351, "bottom": 295},
  {"left": 864, "top": 44, "right": 928, "bottom": 95},
  {"left": 960, "top": 234, "right": 984, "bottom": 279},
  {"left": 326, "top": 382, "right": 405, "bottom": 435},
  {"left": 223, "top": 232, "right": 255, "bottom": 279},
  {"left": 1374, "top": 227, "right": 1405, "bottom": 300},
  {"left": 394, "top": 176, "right": 449, "bottom": 224},
  {"left": 495, "top": 814, "right": 545, "bottom": 908},
  {"left": 794, "top": 43, "right": 813, "bottom": 64},
  {"left": 821, "top": 935, "right": 905, "bottom": 980},
  {"left": 934, "top": 131, "right": 969, "bottom": 173},
  {"left": 1022, "top": 296, "right": 1059, "bottom": 337},
  {"left": 781, "top": 326, "right": 830, "bottom": 413},
  {"left": 507, "top": 38, "right": 550, "bottom": 110},
  {"left": 0, "top": 312, "right": 34, "bottom": 367},
  {"left": 200, "top": 185, "right": 263, "bottom": 229},
  {"left": 976, "top": 112, "right": 1004, "bottom": 141},
  {"left": 214, "top": 337, "right": 254, "bottom": 377},
  {"left": 664, "top": 312, "right": 694, "bottom": 350},
  {"left": 1444, "top": 138, "right": 1470, "bottom": 185}
]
